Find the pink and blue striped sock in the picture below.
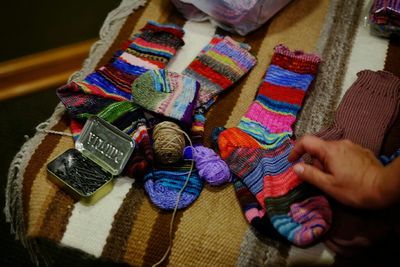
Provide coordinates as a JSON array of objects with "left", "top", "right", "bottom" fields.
[{"left": 218, "top": 45, "right": 332, "bottom": 246}]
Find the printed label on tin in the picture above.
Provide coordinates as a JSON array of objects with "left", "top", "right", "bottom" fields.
[{"left": 76, "top": 116, "right": 135, "bottom": 175}]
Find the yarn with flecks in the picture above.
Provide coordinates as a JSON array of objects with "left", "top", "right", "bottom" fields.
[{"left": 153, "top": 121, "right": 185, "bottom": 164}]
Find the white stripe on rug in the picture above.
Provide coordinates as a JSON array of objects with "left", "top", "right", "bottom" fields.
[
  {"left": 168, "top": 21, "right": 216, "bottom": 73},
  {"left": 60, "top": 20, "right": 216, "bottom": 258},
  {"left": 339, "top": 1, "right": 389, "bottom": 100},
  {"left": 60, "top": 177, "right": 134, "bottom": 257}
]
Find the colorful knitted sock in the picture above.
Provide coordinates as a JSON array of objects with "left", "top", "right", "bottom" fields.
[
  {"left": 218, "top": 45, "right": 332, "bottom": 246},
  {"left": 143, "top": 161, "right": 203, "bottom": 210},
  {"left": 232, "top": 176, "right": 287, "bottom": 241},
  {"left": 315, "top": 70, "right": 400, "bottom": 155},
  {"left": 212, "top": 126, "right": 277, "bottom": 235},
  {"left": 57, "top": 21, "right": 185, "bottom": 177},
  {"left": 183, "top": 35, "right": 257, "bottom": 144},
  {"left": 58, "top": 21, "right": 185, "bottom": 125},
  {"left": 131, "top": 69, "right": 200, "bottom": 125},
  {"left": 179, "top": 35, "right": 256, "bottom": 186}
]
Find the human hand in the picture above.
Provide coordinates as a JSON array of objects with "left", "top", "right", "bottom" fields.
[{"left": 288, "top": 135, "right": 386, "bottom": 209}]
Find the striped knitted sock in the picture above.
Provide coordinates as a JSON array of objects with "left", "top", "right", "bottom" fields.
[
  {"left": 179, "top": 35, "right": 256, "bottom": 186},
  {"left": 131, "top": 69, "right": 200, "bottom": 125},
  {"left": 183, "top": 35, "right": 257, "bottom": 144},
  {"left": 218, "top": 45, "right": 332, "bottom": 246},
  {"left": 58, "top": 21, "right": 185, "bottom": 124},
  {"left": 232, "top": 176, "right": 287, "bottom": 241},
  {"left": 144, "top": 161, "right": 203, "bottom": 210},
  {"left": 57, "top": 21, "right": 185, "bottom": 178}
]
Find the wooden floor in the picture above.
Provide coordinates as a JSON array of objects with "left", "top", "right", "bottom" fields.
[{"left": 0, "top": 39, "right": 95, "bottom": 100}]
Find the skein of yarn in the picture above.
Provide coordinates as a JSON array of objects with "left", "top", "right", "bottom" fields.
[
  {"left": 153, "top": 121, "right": 186, "bottom": 164},
  {"left": 190, "top": 145, "right": 231, "bottom": 186}
]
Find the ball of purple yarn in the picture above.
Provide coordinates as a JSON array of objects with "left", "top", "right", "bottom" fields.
[{"left": 193, "top": 145, "right": 231, "bottom": 186}]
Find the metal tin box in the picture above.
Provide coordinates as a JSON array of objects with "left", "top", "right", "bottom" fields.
[{"left": 47, "top": 116, "right": 135, "bottom": 204}]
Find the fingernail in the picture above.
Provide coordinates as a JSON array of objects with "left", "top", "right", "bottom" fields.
[{"left": 294, "top": 164, "right": 304, "bottom": 174}]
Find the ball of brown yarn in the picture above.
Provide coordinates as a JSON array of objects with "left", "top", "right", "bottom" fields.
[{"left": 153, "top": 121, "right": 185, "bottom": 164}]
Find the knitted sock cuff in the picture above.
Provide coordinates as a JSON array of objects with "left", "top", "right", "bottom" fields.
[
  {"left": 124, "top": 22, "right": 185, "bottom": 68},
  {"left": 141, "top": 20, "right": 185, "bottom": 39},
  {"left": 271, "top": 44, "right": 321, "bottom": 74},
  {"left": 354, "top": 70, "right": 400, "bottom": 98},
  {"left": 200, "top": 35, "right": 250, "bottom": 53}
]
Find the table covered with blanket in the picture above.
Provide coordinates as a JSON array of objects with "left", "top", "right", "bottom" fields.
[{"left": 5, "top": 0, "right": 400, "bottom": 266}]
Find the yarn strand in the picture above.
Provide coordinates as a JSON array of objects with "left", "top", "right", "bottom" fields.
[{"left": 152, "top": 123, "right": 195, "bottom": 267}]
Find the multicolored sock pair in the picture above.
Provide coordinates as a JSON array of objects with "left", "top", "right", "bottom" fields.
[
  {"left": 217, "top": 45, "right": 332, "bottom": 246},
  {"left": 57, "top": 21, "right": 185, "bottom": 178}
]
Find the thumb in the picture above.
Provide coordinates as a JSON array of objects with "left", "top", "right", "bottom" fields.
[{"left": 293, "top": 163, "right": 333, "bottom": 191}]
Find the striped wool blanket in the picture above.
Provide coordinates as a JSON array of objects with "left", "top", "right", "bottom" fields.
[{"left": 5, "top": 0, "right": 400, "bottom": 266}]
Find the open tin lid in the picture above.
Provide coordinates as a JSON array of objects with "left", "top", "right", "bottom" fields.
[{"left": 75, "top": 116, "right": 135, "bottom": 176}]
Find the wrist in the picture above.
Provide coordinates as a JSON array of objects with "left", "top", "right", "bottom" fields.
[{"left": 377, "top": 163, "right": 400, "bottom": 208}]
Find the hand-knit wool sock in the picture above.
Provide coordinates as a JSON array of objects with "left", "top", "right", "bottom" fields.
[
  {"left": 181, "top": 35, "right": 256, "bottom": 186},
  {"left": 313, "top": 70, "right": 400, "bottom": 254},
  {"left": 183, "top": 35, "right": 257, "bottom": 144},
  {"left": 143, "top": 161, "right": 203, "bottom": 210},
  {"left": 315, "top": 70, "right": 400, "bottom": 155},
  {"left": 131, "top": 69, "right": 200, "bottom": 125},
  {"left": 58, "top": 21, "right": 185, "bottom": 123},
  {"left": 232, "top": 176, "right": 287, "bottom": 241},
  {"left": 57, "top": 21, "right": 185, "bottom": 177},
  {"left": 218, "top": 45, "right": 332, "bottom": 246}
]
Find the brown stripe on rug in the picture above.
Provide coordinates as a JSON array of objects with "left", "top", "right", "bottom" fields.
[
  {"left": 384, "top": 38, "right": 400, "bottom": 77},
  {"left": 203, "top": 21, "right": 271, "bottom": 147},
  {"left": 381, "top": 37, "right": 400, "bottom": 156},
  {"left": 295, "top": 0, "right": 365, "bottom": 136},
  {"left": 165, "top": 5, "right": 186, "bottom": 26},
  {"left": 101, "top": 183, "right": 146, "bottom": 262},
  {"left": 167, "top": 185, "right": 249, "bottom": 266},
  {"left": 142, "top": 211, "right": 184, "bottom": 267},
  {"left": 123, "top": 198, "right": 163, "bottom": 266},
  {"left": 37, "top": 189, "right": 75, "bottom": 242},
  {"left": 32, "top": 119, "right": 76, "bottom": 239},
  {"left": 22, "top": 114, "right": 69, "bottom": 232}
]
